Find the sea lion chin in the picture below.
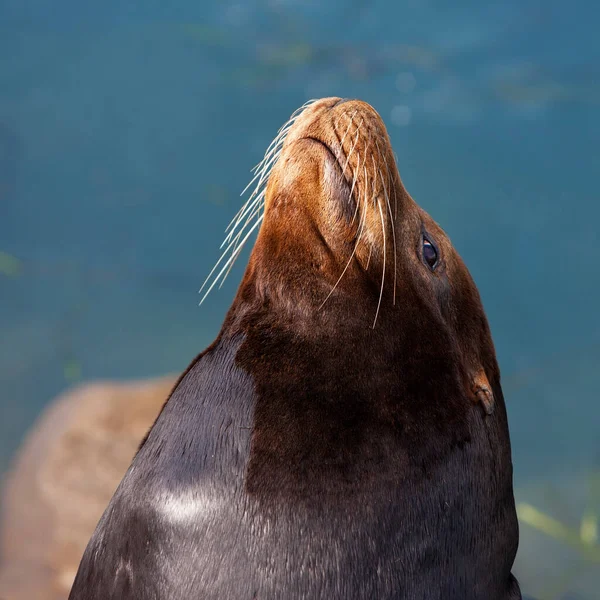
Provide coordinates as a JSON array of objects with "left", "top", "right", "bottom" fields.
[{"left": 68, "top": 98, "right": 522, "bottom": 600}]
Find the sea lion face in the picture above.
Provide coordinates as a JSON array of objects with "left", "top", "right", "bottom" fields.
[{"left": 237, "top": 98, "right": 497, "bottom": 407}]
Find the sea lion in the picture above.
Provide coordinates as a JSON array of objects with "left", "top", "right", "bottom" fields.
[{"left": 68, "top": 97, "right": 521, "bottom": 600}]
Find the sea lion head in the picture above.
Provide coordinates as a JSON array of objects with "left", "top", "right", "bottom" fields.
[{"left": 208, "top": 97, "right": 498, "bottom": 412}]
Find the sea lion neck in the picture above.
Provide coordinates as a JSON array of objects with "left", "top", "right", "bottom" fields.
[{"left": 221, "top": 258, "right": 465, "bottom": 406}]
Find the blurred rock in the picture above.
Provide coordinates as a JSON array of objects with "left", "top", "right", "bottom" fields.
[{"left": 0, "top": 376, "right": 176, "bottom": 600}]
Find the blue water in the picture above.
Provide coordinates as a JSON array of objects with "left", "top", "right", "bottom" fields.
[{"left": 1, "top": 0, "right": 599, "bottom": 597}]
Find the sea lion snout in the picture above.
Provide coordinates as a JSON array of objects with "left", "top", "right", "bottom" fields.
[{"left": 267, "top": 97, "right": 405, "bottom": 230}]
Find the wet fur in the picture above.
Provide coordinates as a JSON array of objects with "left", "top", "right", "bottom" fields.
[{"left": 69, "top": 98, "right": 521, "bottom": 600}]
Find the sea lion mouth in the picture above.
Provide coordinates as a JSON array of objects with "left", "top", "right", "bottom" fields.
[
  {"left": 301, "top": 135, "right": 343, "bottom": 166},
  {"left": 298, "top": 134, "right": 356, "bottom": 220}
]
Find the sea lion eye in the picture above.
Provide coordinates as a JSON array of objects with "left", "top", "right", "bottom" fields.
[{"left": 422, "top": 236, "right": 439, "bottom": 270}]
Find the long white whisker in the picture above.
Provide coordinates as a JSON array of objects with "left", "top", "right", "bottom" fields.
[
  {"left": 238, "top": 138, "right": 284, "bottom": 206},
  {"left": 226, "top": 211, "right": 266, "bottom": 265},
  {"left": 342, "top": 120, "right": 364, "bottom": 177},
  {"left": 219, "top": 231, "right": 250, "bottom": 289},
  {"left": 375, "top": 153, "right": 397, "bottom": 305},
  {"left": 223, "top": 185, "right": 267, "bottom": 247},
  {"left": 373, "top": 197, "right": 386, "bottom": 329},
  {"left": 225, "top": 119, "right": 295, "bottom": 241},
  {"left": 223, "top": 191, "right": 264, "bottom": 239},
  {"left": 365, "top": 159, "right": 376, "bottom": 272},
  {"left": 222, "top": 198, "right": 264, "bottom": 251},
  {"left": 333, "top": 103, "right": 355, "bottom": 133},
  {"left": 350, "top": 148, "right": 362, "bottom": 225},
  {"left": 199, "top": 215, "right": 264, "bottom": 304},
  {"left": 365, "top": 244, "right": 372, "bottom": 270},
  {"left": 376, "top": 140, "right": 397, "bottom": 221},
  {"left": 338, "top": 110, "right": 358, "bottom": 151},
  {"left": 239, "top": 142, "right": 284, "bottom": 200},
  {"left": 227, "top": 162, "right": 271, "bottom": 234},
  {"left": 351, "top": 138, "right": 372, "bottom": 225},
  {"left": 255, "top": 119, "right": 296, "bottom": 166},
  {"left": 199, "top": 203, "right": 263, "bottom": 295},
  {"left": 240, "top": 155, "right": 272, "bottom": 198},
  {"left": 236, "top": 102, "right": 314, "bottom": 207},
  {"left": 200, "top": 99, "right": 320, "bottom": 303}
]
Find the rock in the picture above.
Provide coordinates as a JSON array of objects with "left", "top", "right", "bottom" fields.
[{"left": 0, "top": 376, "right": 176, "bottom": 600}]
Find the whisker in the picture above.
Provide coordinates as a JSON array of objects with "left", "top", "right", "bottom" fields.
[
  {"left": 237, "top": 100, "right": 318, "bottom": 205},
  {"left": 341, "top": 120, "right": 363, "bottom": 177},
  {"left": 365, "top": 245, "right": 372, "bottom": 270},
  {"left": 199, "top": 215, "right": 264, "bottom": 304},
  {"left": 223, "top": 186, "right": 266, "bottom": 247},
  {"left": 199, "top": 203, "right": 262, "bottom": 296},
  {"left": 238, "top": 130, "right": 287, "bottom": 201},
  {"left": 333, "top": 103, "right": 351, "bottom": 132},
  {"left": 338, "top": 110, "right": 356, "bottom": 146},
  {"left": 218, "top": 240, "right": 245, "bottom": 289},
  {"left": 375, "top": 140, "right": 397, "bottom": 221},
  {"left": 201, "top": 99, "right": 319, "bottom": 303},
  {"left": 351, "top": 138, "right": 372, "bottom": 226},
  {"left": 241, "top": 150, "right": 277, "bottom": 197},
  {"left": 240, "top": 140, "right": 284, "bottom": 200},
  {"left": 375, "top": 151, "right": 397, "bottom": 305},
  {"left": 223, "top": 197, "right": 264, "bottom": 251},
  {"left": 373, "top": 196, "right": 386, "bottom": 329},
  {"left": 224, "top": 186, "right": 265, "bottom": 231},
  {"left": 365, "top": 159, "right": 377, "bottom": 271},
  {"left": 349, "top": 148, "right": 362, "bottom": 225}
]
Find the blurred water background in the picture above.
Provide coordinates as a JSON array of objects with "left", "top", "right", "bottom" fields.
[{"left": 0, "top": 0, "right": 599, "bottom": 598}]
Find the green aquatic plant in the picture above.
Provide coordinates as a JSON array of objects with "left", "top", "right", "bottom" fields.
[
  {"left": 0, "top": 251, "right": 21, "bottom": 276},
  {"left": 257, "top": 42, "right": 313, "bottom": 68},
  {"left": 517, "top": 469, "right": 600, "bottom": 599},
  {"left": 63, "top": 359, "right": 82, "bottom": 383},
  {"left": 518, "top": 501, "right": 599, "bottom": 560}
]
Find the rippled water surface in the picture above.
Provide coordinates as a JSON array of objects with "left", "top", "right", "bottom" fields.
[{"left": 1, "top": 0, "right": 599, "bottom": 597}]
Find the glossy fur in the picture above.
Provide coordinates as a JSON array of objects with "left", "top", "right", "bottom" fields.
[{"left": 69, "top": 98, "right": 521, "bottom": 600}]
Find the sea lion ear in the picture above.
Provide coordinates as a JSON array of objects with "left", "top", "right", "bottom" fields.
[{"left": 469, "top": 367, "right": 495, "bottom": 415}]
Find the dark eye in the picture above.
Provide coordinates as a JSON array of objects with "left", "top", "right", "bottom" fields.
[{"left": 422, "top": 237, "right": 438, "bottom": 270}]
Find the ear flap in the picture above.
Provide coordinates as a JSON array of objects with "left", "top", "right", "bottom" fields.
[{"left": 469, "top": 367, "right": 495, "bottom": 415}]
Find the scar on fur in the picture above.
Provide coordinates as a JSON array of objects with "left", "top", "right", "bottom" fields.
[{"left": 470, "top": 368, "right": 495, "bottom": 415}]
